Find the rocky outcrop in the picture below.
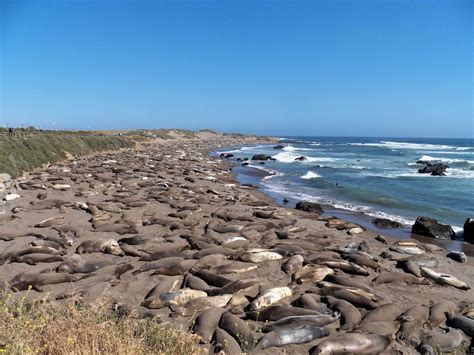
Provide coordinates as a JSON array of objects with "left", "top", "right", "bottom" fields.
[
  {"left": 251, "top": 154, "right": 274, "bottom": 161},
  {"left": 372, "top": 218, "right": 402, "bottom": 229},
  {"left": 295, "top": 201, "right": 323, "bottom": 214},
  {"left": 464, "top": 218, "right": 474, "bottom": 243},
  {"left": 219, "top": 153, "right": 234, "bottom": 158},
  {"left": 411, "top": 216, "right": 456, "bottom": 239},
  {"left": 417, "top": 163, "right": 449, "bottom": 176}
]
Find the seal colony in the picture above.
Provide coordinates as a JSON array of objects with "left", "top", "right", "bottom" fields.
[{"left": 0, "top": 131, "right": 473, "bottom": 354}]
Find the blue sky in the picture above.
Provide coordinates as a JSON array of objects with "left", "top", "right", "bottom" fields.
[{"left": 0, "top": 0, "right": 472, "bottom": 137}]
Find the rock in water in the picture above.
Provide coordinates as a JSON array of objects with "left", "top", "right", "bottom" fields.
[
  {"left": 417, "top": 162, "right": 449, "bottom": 176},
  {"left": 273, "top": 145, "right": 285, "bottom": 149},
  {"left": 251, "top": 154, "right": 273, "bottom": 161},
  {"left": 411, "top": 216, "right": 456, "bottom": 240},
  {"left": 372, "top": 218, "right": 402, "bottom": 229},
  {"left": 295, "top": 201, "right": 323, "bottom": 214},
  {"left": 464, "top": 218, "right": 474, "bottom": 243}
]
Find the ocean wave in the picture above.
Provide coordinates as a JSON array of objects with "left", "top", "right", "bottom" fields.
[
  {"left": 247, "top": 164, "right": 284, "bottom": 180},
  {"left": 282, "top": 145, "right": 313, "bottom": 152},
  {"left": 272, "top": 152, "right": 336, "bottom": 163},
  {"left": 350, "top": 141, "right": 456, "bottom": 150},
  {"left": 417, "top": 155, "right": 474, "bottom": 164},
  {"left": 455, "top": 147, "right": 473, "bottom": 151},
  {"left": 260, "top": 180, "right": 414, "bottom": 226},
  {"left": 300, "top": 171, "right": 321, "bottom": 179}
]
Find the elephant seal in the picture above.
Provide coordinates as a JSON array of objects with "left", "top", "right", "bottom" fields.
[
  {"left": 428, "top": 301, "right": 458, "bottom": 327},
  {"left": 397, "top": 305, "right": 429, "bottom": 346},
  {"left": 219, "top": 311, "right": 259, "bottom": 351},
  {"left": 10, "top": 253, "right": 63, "bottom": 265},
  {"left": 310, "top": 333, "right": 392, "bottom": 354},
  {"left": 446, "top": 313, "right": 474, "bottom": 337},
  {"left": 322, "top": 295, "right": 361, "bottom": 330},
  {"left": 240, "top": 250, "right": 282, "bottom": 263},
  {"left": 183, "top": 274, "right": 213, "bottom": 292},
  {"left": 295, "top": 294, "right": 333, "bottom": 314},
  {"left": 283, "top": 255, "right": 304, "bottom": 274},
  {"left": 10, "top": 272, "right": 81, "bottom": 292},
  {"left": 192, "top": 307, "right": 226, "bottom": 344},
  {"left": 396, "top": 259, "right": 422, "bottom": 277},
  {"left": 142, "top": 288, "right": 207, "bottom": 309},
  {"left": 319, "top": 288, "right": 378, "bottom": 309},
  {"left": 34, "top": 216, "right": 65, "bottom": 228},
  {"left": 247, "top": 305, "right": 327, "bottom": 322},
  {"left": 358, "top": 321, "right": 400, "bottom": 336},
  {"left": 262, "top": 313, "right": 340, "bottom": 333},
  {"left": 259, "top": 325, "right": 329, "bottom": 349},
  {"left": 76, "top": 239, "right": 124, "bottom": 256},
  {"left": 295, "top": 265, "right": 334, "bottom": 283},
  {"left": 57, "top": 254, "right": 117, "bottom": 273},
  {"left": 213, "top": 327, "right": 242, "bottom": 354},
  {"left": 172, "top": 294, "right": 232, "bottom": 317},
  {"left": 323, "top": 274, "right": 372, "bottom": 292},
  {"left": 373, "top": 271, "right": 430, "bottom": 285},
  {"left": 361, "top": 303, "right": 403, "bottom": 324},
  {"left": 418, "top": 328, "right": 464, "bottom": 355},
  {"left": 420, "top": 267, "right": 470, "bottom": 290},
  {"left": 321, "top": 260, "right": 369, "bottom": 276},
  {"left": 250, "top": 286, "right": 292, "bottom": 311}
]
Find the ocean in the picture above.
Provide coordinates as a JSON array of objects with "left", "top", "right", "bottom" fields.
[{"left": 217, "top": 137, "right": 474, "bottom": 234}]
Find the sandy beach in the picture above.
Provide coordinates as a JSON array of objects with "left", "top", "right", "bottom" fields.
[{"left": 1, "top": 131, "right": 472, "bottom": 354}]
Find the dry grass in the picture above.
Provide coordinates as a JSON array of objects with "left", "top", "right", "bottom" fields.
[
  {"left": 0, "top": 134, "right": 135, "bottom": 178},
  {"left": 0, "top": 291, "right": 201, "bottom": 355}
]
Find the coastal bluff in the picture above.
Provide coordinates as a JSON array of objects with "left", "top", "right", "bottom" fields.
[{"left": 0, "top": 130, "right": 472, "bottom": 354}]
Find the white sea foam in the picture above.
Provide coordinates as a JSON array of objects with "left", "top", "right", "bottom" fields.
[
  {"left": 350, "top": 141, "right": 456, "bottom": 150},
  {"left": 300, "top": 171, "right": 321, "bottom": 179},
  {"left": 247, "top": 165, "right": 284, "bottom": 180},
  {"left": 282, "top": 145, "right": 312, "bottom": 152},
  {"left": 417, "top": 155, "right": 474, "bottom": 164},
  {"left": 272, "top": 152, "right": 336, "bottom": 163},
  {"left": 260, "top": 180, "right": 414, "bottom": 226}
]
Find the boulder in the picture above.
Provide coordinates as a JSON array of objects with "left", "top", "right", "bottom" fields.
[
  {"left": 251, "top": 154, "right": 273, "bottom": 161},
  {"left": 417, "top": 163, "right": 449, "bottom": 176},
  {"left": 294, "top": 156, "right": 307, "bottom": 161},
  {"left": 464, "top": 218, "right": 474, "bottom": 243},
  {"left": 295, "top": 201, "right": 323, "bottom": 214},
  {"left": 219, "top": 153, "right": 234, "bottom": 158},
  {"left": 372, "top": 218, "right": 402, "bottom": 229},
  {"left": 411, "top": 216, "right": 456, "bottom": 240},
  {"left": 273, "top": 145, "right": 285, "bottom": 149}
]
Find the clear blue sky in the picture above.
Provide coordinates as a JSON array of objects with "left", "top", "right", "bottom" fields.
[{"left": 0, "top": 0, "right": 472, "bottom": 137}]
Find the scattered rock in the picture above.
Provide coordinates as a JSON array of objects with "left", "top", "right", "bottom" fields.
[
  {"left": 273, "top": 145, "right": 285, "bottom": 149},
  {"left": 447, "top": 251, "right": 467, "bottom": 263},
  {"left": 464, "top": 218, "right": 474, "bottom": 243},
  {"left": 220, "top": 153, "right": 234, "bottom": 158},
  {"left": 417, "top": 163, "right": 449, "bottom": 176},
  {"left": 375, "top": 235, "right": 387, "bottom": 244},
  {"left": 348, "top": 227, "right": 364, "bottom": 235},
  {"left": 411, "top": 216, "right": 456, "bottom": 240},
  {"left": 295, "top": 201, "right": 323, "bottom": 214},
  {"left": 372, "top": 218, "right": 402, "bottom": 229},
  {"left": 251, "top": 154, "right": 274, "bottom": 161},
  {"left": 294, "top": 156, "right": 306, "bottom": 161}
]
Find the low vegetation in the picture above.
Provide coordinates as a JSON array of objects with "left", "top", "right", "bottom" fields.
[
  {"left": 0, "top": 133, "right": 135, "bottom": 177},
  {"left": 0, "top": 291, "right": 200, "bottom": 354}
]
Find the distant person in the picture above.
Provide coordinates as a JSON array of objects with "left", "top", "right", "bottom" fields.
[{"left": 8, "top": 127, "right": 13, "bottom": 138}]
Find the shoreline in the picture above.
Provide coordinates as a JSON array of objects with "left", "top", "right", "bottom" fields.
[
  {"left": 213, "top": 145, "right": 474, "bottom": 256},
  {"left": 1, "top": 133, "right": 473, "bottom": 354}
]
